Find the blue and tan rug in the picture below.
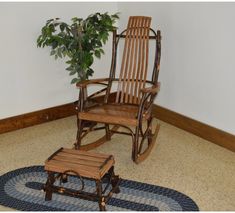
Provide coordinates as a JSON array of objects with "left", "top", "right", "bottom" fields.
[{"left": 0, "top": 166, "right": 199, "bottom": 211}]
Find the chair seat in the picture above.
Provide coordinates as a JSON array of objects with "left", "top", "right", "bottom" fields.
[{"left": 79, "top": 104, "right": 148, "bottom": 126}]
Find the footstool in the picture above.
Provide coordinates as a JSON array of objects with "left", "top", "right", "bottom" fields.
[{"left": 44, "top": 147, "right": 120, "bottom": 211}]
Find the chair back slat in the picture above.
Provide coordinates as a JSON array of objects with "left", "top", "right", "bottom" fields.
[{"left": 116, "top": 16, "right": 151, "bottom": 104}]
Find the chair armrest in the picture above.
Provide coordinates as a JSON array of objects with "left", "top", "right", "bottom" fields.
[
  {"left": 141, "top": 82, "right": 161, "bottom": 94},
  {"left": 76, "top": 78, "right": 110, "bottom": 88},
  {"left": 136, "top": 82, "right": 160, "bottom": 121}
]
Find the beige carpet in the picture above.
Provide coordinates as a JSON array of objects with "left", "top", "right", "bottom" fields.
[{"left": 0, "top": 116, "right": 234, "bottom": 211}]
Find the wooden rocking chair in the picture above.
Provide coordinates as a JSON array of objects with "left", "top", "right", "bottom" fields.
[{"left": 75, "top": 16, "right": 161, "bottom": 163}]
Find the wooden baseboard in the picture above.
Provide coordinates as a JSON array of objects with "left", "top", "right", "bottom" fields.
[
  {"left": 153, "top": 105, "right": 235, "bottom": 152},
  {"left": 0, "top": 102, "right": 234, "bottom": 153},
  {"left": 0, "top": 103, "right": 76, "bottom": 134}
]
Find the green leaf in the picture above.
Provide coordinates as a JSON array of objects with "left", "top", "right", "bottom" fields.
[
  {"left": 51, "top": 41, "right": 58, "bottom": 49},
  {"left": 71, "top": 17, "right": 78, "bottom": 22},
  {"left": 46, "top": 18, "right": 54, "bottom": 23},
  {"left": 111, "top": 13, "right": 120, "bottom": 19},
  {"left": 86, "top": 68, "right": 94, "bottom": 77},
  {"left": 66, "top": 66, "right": 73, "bottom": 71},
  {"left": 66, "top": 60, "right": 73, "bottom": 64},
  {"left": 69, "top": 69, "right": 77, "bottom": 75},
  {"left": 94, "top": 50, "right": 101, "bottom": 58},
  {"left": 71, "top": 78, "right": 78, "bottom": 84},
  {"left": 60, "top": 24, "right": 65, "bottom": 31},
  {"left": 99, "top": 49, "right": 104, "bottom": 54},
  {"left": 36, "top": 35, "right": 42, "bottom": 43},
  {"left": 96, "top": 40, "right": 102, "bottom": 47},
  {"left": 57, "top": 48, "right": 62, "bottom": 58}
]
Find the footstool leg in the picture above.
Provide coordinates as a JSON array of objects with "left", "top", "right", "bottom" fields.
[
  {"left": 96, "top": 180, "right": 106, "bottom": 211},
  {"left": 109, "top": 166, "right": 120, "bottom": 194},
  {"left": 45, "top": 171, "right": 56, "bottom": 201}
]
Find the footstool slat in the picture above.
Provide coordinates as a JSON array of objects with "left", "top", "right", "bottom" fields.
[
  {"left": 61, "top": 148, "right": 109, "bottom": 159},
  {"left": 56, "top": 152, "right": 105, "bottom": 163},
  {"left": 45, "top": 159, "right": 100, "bottom": 179},
  {"left": 52, "top": 155, "right": 102, "bottom": 168}
]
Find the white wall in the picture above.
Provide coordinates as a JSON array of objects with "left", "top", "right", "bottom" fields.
[
  {"left": 0, "top": 2, "right": 117, "bottom": 118},
  {"left": 1, "top": 2, "right": 235, "bottom": 135},
  {"left": 118, "top": 2, "right": 235, "bottom": 134}
]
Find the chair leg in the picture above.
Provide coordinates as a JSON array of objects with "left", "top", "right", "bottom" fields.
[
  {"left": 132, "top": 126, "right": 140, "bottom": 162},
  {"left": 105, "top": 124, "right": 111, "bottom": 140},
  {"left": 75, "top": 119, "right": 83, "bottom": 149},
  {"left": 135, "top": 119, "right": 160, "bottom": 164},
  {"left": 138, "top": 118, "right": 153, "bottom": 153},
  {"left": 147, "top": 117, "right": 153, "bottom": 145}
]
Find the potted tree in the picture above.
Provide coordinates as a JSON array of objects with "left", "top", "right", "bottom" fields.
[{"left": 37, "top": 12, "right": 119, "bottom": 84}]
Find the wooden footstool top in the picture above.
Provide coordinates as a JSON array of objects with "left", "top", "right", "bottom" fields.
[{"left": 45, "top": 147, "right": 115, "bottom": 180}]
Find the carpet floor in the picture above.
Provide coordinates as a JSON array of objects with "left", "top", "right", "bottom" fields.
[{"left": 0, "top": 116, "right": 234, "bottom": 210}]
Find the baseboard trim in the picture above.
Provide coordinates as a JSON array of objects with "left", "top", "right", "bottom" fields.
[
  {"left": 153, "top": 105, "right": 235, "bottom": 152},
  {"left": 0, "top": 103, "right": 76, "bottom": 134},
  {"left": 0, "top": 102, "right": 234, "bottom": 152}
]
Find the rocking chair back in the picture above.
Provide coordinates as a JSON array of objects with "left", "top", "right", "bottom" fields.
[{"left": 116, "top": 16, "right": 152, "bottom": 104}]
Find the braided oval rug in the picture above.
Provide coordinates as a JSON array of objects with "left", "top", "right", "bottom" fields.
[{"left": 0, "top": 166, "right": 199, "bottom": 211}]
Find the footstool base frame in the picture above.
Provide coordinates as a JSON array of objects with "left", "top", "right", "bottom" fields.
[{"left": 44, "top": 148, "right": 120, "bottom": 211}]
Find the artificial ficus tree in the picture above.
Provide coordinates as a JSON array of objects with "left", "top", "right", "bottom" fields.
[{"left": 37, "top": 12, "right": 119, "bottom": 84}]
